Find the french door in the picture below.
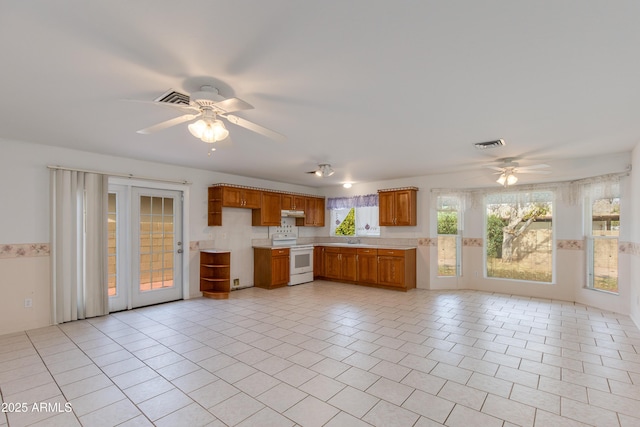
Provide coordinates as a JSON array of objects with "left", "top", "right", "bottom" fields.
[{"left": 108, "top": 186, "right": 183, "bottom": 312}]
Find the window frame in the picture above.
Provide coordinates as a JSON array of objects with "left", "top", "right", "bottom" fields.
[
  {"left": 483, "top": 190, "right": 556, "bottom": 284},
  {"left": 328, "top": 195, "right": 380, "bottom": 237},
  {"left": 436, "top": 195, "right": 462, "bottom": 277},
  {"left": 584, "top": 196, "right": 620, "bottom": 294}
]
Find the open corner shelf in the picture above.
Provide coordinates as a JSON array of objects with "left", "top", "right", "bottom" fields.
[{"left": 200, "top": 250, "right": 230, "bottom": 299}]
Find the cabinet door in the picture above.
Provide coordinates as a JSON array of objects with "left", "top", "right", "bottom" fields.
[
  {"left": 324, "top": 251, "right": 342, "bottom": 280},
  {"left": 263, "top": 192, "right": 282, "bottom": 225},
  {"left": 304, "top": 197, "right": 315, "bottom": 226},
  {"left": 281, "top": 194, "right": 294, "bottom": 210},
  {"left": 395, "top": 190, "right": 416, "bottom": 226},
  {"left": 243, "top": 189, "right": 261, "bottom": 209},
  {"left": 357, "top": 253, "right": 378, "bottom": 284},
  {"left": 282, "top": 194, "right": 305, "bottom": 211},
  {"left": 293, "top": 195, "right": 305, "bottom": 211},
  {"left": 314, "top": 198, "right": 325, "bottom": 226},
  {"left": 378, "top": 192, "right": 395, "bottom": 226},
  {"left": 252, "top": 192, "right": 281, "bottom": 226},
  {"left": 378, "top": 256, "right": 405, "bottom": 287},
  {"left": 222, "top": 187, "right": 243, "bottom": 207},
  {"left": 304, "top": 197, "right": 325, "bottom": 227},
  {"left": 271, "top": 255, "right": 290, "bottom": 286},
  {"left": 341, "top": 253, "right": 357, "bottom": 281}
]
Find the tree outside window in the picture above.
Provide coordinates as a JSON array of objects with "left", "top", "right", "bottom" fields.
[
  {"left": 485, "top": 192, "right": 553, "bottom": 283},
  {"left": 437, "top": 195, "right": 461, "bottom": 277},
  {"left": 335, "top": 207, "right": 356, "bottom": 235}
]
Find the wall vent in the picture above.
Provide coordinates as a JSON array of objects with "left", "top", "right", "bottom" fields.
[
  {"left": 153, "top": 89, "right": 190, "bottom": 105},
  {"left": 474, "top": 139, "right": 505, "bottom": 149}
]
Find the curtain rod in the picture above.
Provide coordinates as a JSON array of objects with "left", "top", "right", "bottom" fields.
[{"left": 47, "top": 165, "right": 191, "bottom": 185}]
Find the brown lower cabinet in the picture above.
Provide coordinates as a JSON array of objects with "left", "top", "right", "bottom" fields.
[
  {"left": 377, "top": 248, "right": 416, "bottom": 289},
  {"left": 253, "top": 247, "right": 290, "bottom": 289},
  {"left": 315, "top": 246, "right": 416, "bottom": 291},
  {"left": 324, "top": 247, "right": 357, "bottom": 282},
  {"left": 356, "top": 248, "right": 378, "bottom": 284}
]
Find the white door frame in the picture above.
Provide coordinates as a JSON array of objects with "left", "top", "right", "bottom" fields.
[
  {"left": 108, "top": 178, "right": 191, "bottom": 312},
  {"left": 131, "top": 187, "right": 183, "bottom": 308}
]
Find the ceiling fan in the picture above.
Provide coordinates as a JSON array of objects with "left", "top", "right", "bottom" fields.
[
  {"left": 136, "top": 86, "right": 286, "bottom": 143},
  {"left": 306, "top": 164, "right": 335, "bottom": 177},
  {"left": 484, "top": 158, "right": 550, "bottom": 186}
]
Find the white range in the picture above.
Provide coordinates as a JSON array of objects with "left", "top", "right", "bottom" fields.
[{"left": 270, "top": 217, "right": 314, "bottom": 286}]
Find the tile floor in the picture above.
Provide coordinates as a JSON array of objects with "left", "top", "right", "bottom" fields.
[{"left": 1, "top": 281, "right": 639, "bottom": 426}]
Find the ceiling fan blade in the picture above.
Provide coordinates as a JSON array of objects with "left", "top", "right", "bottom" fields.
[
  {"left": 484, "top": 166, "right": 505, "bottom": 172},
  {"left": 213, "top": 97, "right": 254, "bottom": 114},
  {"left": 136, "top": 113, "right": 199, "bottom": 134},
  {"left": 221, "top": 114, "right": 287, "bottom": 142}
]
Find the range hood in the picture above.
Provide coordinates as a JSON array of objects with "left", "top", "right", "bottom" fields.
[{"left": 281, "top": 209, "right": 305, "bottom": 218}]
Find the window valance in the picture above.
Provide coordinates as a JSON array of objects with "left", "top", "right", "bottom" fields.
[{"left": 327, "top": 194, "right": 378, "bottom": 210}]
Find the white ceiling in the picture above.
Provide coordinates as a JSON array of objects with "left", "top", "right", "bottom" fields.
[{"left": 1, "top": 1, "right": 639, "bottom": 187}]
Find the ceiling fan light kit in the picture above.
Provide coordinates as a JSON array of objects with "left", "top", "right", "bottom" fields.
[
  {"left": 188, "top": 117, "right": 229, "bottom": 143},
  {"left": 497, "top": 170, "right": 518, "bottom": 186},
  {"left": 315, "top": 164, "right": 334, "bottom": 177},
  {"left": 486, "top": 157, "right": 550, "bottom": 187}
]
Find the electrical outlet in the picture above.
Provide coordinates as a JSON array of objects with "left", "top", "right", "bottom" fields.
[
  {"left": 233, "top": 278, "right": 239, "bottom": 287},
  {"left": 24, "top": 298, "right": 32, "bottom": 308}
]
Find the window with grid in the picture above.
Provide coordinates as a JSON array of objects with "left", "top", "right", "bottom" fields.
[
  {"left": 485, "top": 191, "right": 554, "bottom": 283},
  {"left": 586, "top": 197, "right": 619, "bottom": 293},
  {"left": 437, "top": 195, "right": 461, "bottom": 277}
]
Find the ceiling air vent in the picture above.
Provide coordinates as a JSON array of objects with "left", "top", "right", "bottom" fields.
[
  {"left": 153, "top": 89, "right": 190, "bottom": 105},
  {"left": 474, "top": 139, "right": 505, "bottom": 149}
]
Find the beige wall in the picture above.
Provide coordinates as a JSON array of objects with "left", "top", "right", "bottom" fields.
[
  {"left": 1, "top": 137, "right": 638, "bottom": 337},
  {"left": 0, "top": 255, "right": 50, "bottom": 336}
]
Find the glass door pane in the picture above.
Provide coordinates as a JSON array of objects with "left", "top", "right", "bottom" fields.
[
  {"left": 107, "top": 192, "right": 117, "bottom": 297},
  {"left": 139, "top": 195, "right": 176, "bottom": 292},
  {"left": 132, "top": 188, "right": 182, "bottom": 308}
]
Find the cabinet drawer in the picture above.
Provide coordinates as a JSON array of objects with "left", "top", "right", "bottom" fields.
[
  {"left": 272, "top": 248, "right": 290, "bottom": 256},
  {"left": 357, "top": 248, "right": 378, "bottom": 255},
  {"left": 324, "top": 247, "right": 342, "bottom": 254},
  {"left": 340, "top": 247, "right": 358, "bottom": 255},
  {"left": 377, "top": 248, "right": 405, "bottom": 257}
]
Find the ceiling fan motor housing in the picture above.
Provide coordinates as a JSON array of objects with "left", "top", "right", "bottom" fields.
[{"left": 190, "top": 86, "right": 224, "bottom": 108}]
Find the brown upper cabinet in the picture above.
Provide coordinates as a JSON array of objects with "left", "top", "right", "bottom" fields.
[
  {"left": 252, "top": 192, "right": 281, "bottom": 226},
  {"left": 222, "top": 186, "right": 261, "bottom": 208},
  {"left": 378, "top": 187, "right": 418, "bottom": 226},
  {"left": 304, "top": 197, "right": 325, "bottom": 227},
  {"left": 208, "top": 184, "right": 325, "bottom": 227},
  {"left": 281, "top": 194, "right": 306, "bottom": 211}
]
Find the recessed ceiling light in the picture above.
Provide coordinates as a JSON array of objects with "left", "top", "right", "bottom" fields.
[{"left": 343, "top": 183, "right": 352, "bottom": 188}]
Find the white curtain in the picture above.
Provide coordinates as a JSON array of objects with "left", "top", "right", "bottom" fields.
[
  {"left": 355, "top": 206, "right": 379, "bottom": 236},
  {"left": 50, "top": 169, "right": 109, "bottom": 324}
]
